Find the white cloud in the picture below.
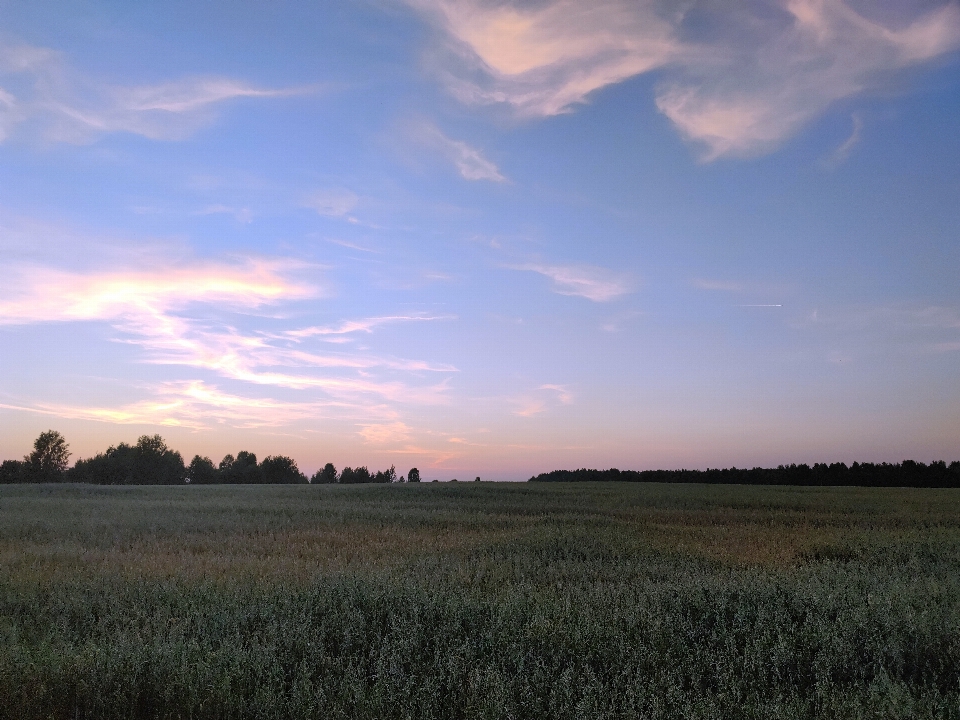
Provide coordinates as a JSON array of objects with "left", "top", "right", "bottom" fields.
[
  {"left": 514, "top": 263, "right": 632, "bottom": 301},
  {"left": 1, "top": 381, "right": 341, "bottom": 430},
  {"left": 694, "top": 278, "right": 744, "bottom": 292},
  {"left": 287, "top": 314, "right": 454, "bottom": 339},
  {"left": 408, "top": 121, "right": 506, "bottom": 181},
  {"left": 408, "top": 0, "right": 960, "bottom": 158},
  {"left": 0, "top": 258, "right": 456, "bottom": 419},
  {"left": 0, "top": 40, "right": 309, "bottom": 143},
  {"left": 305, "top": 189, "right": 360, "bottom": 218},
  {"left": 410, "top": 0, "right": 677, "bottom": 117},
  {"left": 358, "top": 421, "right": 413, "bottom": 444},
  {"left": 512, "top": 383, "right": 573, "bottom": 416},
  {"left": 824, "top": 113, "right": 863, "bottom": 166}
]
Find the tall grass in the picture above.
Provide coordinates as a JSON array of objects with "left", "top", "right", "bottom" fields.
[{"left": 1, "top": 483, "right": 959, "bottom": 719}]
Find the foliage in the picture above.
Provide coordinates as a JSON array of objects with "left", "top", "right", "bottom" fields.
[
  {"left": 219, "top": 451, "right": 261, "bottom": 484},
  {"left": 338, "top": 466, "right": 371, "bottom": 484},
  {"left": 260, "top": 456, "right": 307, "bottom": 484},
  {"left": 531, "top": 460, "right": 960, "bottom": 487},
  {"left": 0, "top": 460, "right": 25, "bottom": 484},
  {"left": 187, "top": 455, "right": 218, "bottom": 484},
  {"left": 311, "top": 463, "right": 338, "bottom": 484},
  {"left": 407, "top": 467, "right": 420, "bottom": 483},
  {"left": 23, "top": 430, "right": 70, "bottom": 482},
  {"left": 70, "top": 435, "right": 185, "bottom": 485},
  {"left": 1, "top": 482, "right": 960, "bottom": 719},
  {"left": 337, "top": 465, "right": 398, "bottom": 484}
]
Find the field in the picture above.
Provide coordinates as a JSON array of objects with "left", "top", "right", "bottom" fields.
[{"left": 1, "top": 482, "right": 959, "bottom": 719}]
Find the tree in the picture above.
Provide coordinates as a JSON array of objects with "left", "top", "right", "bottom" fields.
[
  {"left": 132, "top": 435, "right": 186, "bottom": 484},
  {"left": 339, "top": 466, "right": 371, "bottom": 484},
  {"left": 261, "top": 455, "right": 307, "bottom": 484},
  {"left": 311, "top": 463, "right": 337, "bottom": 484},
  {"left": 187, "top": 455, "right": 218, "bottom": 484},
  {"left": 220, "top": 451, "right": 260, "bottom": 483},
  {"left": 219, "top": 454, "right": 235, "bottom": 473},
  {"left": 373, "top": 465, "right": 397, "bottom": 483},
  {"left": 0, "top": 460, "right": 25, "bottom": 484},
  {"left": 24, "top": 430, "right": 70, "bottom": 482},
  {"left": 407, "top": 467, "right": 420, "bottom": 483}
]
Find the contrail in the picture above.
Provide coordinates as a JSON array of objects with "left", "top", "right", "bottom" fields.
[{"left": 737, "top": 304, "right": 782, "bottom": 307}]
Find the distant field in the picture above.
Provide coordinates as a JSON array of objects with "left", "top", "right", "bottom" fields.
[{"left": 1, "top": 482, "right": 959, "bottom": 719}]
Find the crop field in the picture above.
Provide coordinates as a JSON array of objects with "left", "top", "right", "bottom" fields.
[{"left": 1, "top": 482, "right": 959, "bottom": 719}]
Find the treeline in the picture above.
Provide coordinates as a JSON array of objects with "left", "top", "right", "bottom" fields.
[
  {"left": 0, "top": 431, "right": 421, "bottom": 485},
  {"left": 529, "top": 461, "right": 960, "bottom": 488}
]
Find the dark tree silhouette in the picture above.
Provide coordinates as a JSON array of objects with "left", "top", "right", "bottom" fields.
[
  {"left": 529, "top": 461, "right": 960, "bottom": 488},
  {"left": 311, "top": 463, "right": 338, "bottom": 484},
  {"left": 339, "top": 466, "right": 371, "bottom": 484},
  {"left": 407, "top": 467, "right": 420, "bottom": 483},
  {"left": 69, "top": 435, "right": 184, "bottom": 484},
  {"left": 24, "top": 430, "right": 70, "bottom": 482},
  {"left": 260, "top": 456, "right": 307, "bottom": 484},
  {"left": 220, "top": 451, "right": 261, "bottom": 483},
  {"left": 187, "top": 455, "right": 218, "bottom": 484},
  {"left": 132, "top": 435, "right": 185, "bottom": 485},
  {"left": 0, "top": 460, "right": 25, "bottom": 484},
  {"left": 373, "top": 465, "right": 397, "bottom": 483}
]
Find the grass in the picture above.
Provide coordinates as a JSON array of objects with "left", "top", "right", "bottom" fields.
[{"left": 1, "top": 482, "right": 959, "bottom": 719}]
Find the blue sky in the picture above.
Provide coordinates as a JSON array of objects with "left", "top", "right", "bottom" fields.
[{"left": 1, "top": 0, "right": 959, "bottom": 479}]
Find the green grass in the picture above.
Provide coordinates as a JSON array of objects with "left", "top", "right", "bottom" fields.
[{"left": 1, "top": 482, "right": 959, "bottom": 719}]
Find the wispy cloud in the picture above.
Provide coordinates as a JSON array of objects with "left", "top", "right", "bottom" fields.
[
  {"left": 407, "top": 120, "right": 506, "bottom": 181},
  {"left": 287, "top": 314, "right": 455, "bottom": 339},
  {"left": 0, "top": 258, "right": 457, "bottom": 423},
  {"left": 1, "top": 381, "right": 350, "bottom": 430},
  {"left": 824, "top": 113, "right": 863, "bottom": 166},
  {"left": 409, "top": 0, "right": 960, "bottom": 159},
  {"left": 0, "top": 40, "right": 310, "bottom": 143},
  {"left": 196, "top": 204, "right": 254, "bottom": 223},
  {"left": 358, "top": 421, "right": 412, "bottom": 445},
  {"left": 0, "top": 259, "right": 314, "bottom": 325},
  {"left": 512, "top": 384, "right": 573, "bottom": 417},
  {"left": 693, "top": 278, "right": 744, "bottom": 292},
  {"left": 514, "top": 263, "right": 632, "bottom": 301},
  {"left": 305, "top": 189, "right": 360, "bottom": 219}
]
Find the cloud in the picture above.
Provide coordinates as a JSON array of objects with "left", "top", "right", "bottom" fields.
[
  {"left": 0, "top": 381, "right": 351, "bottom": 430},
  {"left": 287, "top": 314, "right": 455, "bottom": 339},
  {"left": 0, "top": 259, "right": 315, "bottom": 325},
  {"left": 694, "top": 278, "right": 744, "bottom": 292},
  {"left": 409, "top": 0, "right": 678, "bottom": 117},
  {"left": 824, "top": 113, "right": 863, "bottom": 166},
  {"left": 0, "top": 39, "right": 309, "bottom": 143},
  {"left": 0, "top": 257, "right": 457, "bottom": 419},
  {"left": 305, "top": 189, "right": 360, "bottom": 218},
  {"left": 196, "top": 205, "right": 254, "bottom": 223},
  {"left": 407, "top": 120, "right": 506, "bottom": 181},
  {"left": 358, "top": 421, "right": 412, "bottom": 444},
  {"left": 408, "top": 0, "right": 960, "bottom": 158},
  {"left": 514, "top": 263, "right": 632, "bottom": 301},
  {"left": 512, "top": 384, "right": 573, "bottom": 417}
]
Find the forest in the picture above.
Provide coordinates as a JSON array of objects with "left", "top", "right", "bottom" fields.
[
  {"left": 530, "top": 462, "right": 960, "bottom": 488},
  {"left": 0, "top": 431, "right": 414, "bottom": 485}
]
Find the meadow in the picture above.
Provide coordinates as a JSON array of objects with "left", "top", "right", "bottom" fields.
[{"left": 1, "top": 482, "right": 959, "bottom": 719}]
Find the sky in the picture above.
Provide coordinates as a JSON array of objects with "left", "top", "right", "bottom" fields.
[{"left": 1, "top": 0, "right": 959, "bottom": 479}]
